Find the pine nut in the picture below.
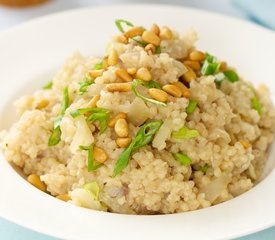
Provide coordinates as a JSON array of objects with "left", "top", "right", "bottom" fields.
[
  {"left": 116, "top": 137, "right": 132, "bottom": 148},
  {"left": 240, "top": 140, "right": 251, "bottom": 149},
  {"left": 114, "top": 34, "right": 128, "bottom": 44},
  {"left": 94, "top": 146, "right": 108, "bottom": 163},
  {"left": 182, "top": 66, "right": 196, "bottom": 82},
  {"left": 27, "top": 174, "right": 47, "bottom": 192},
  {"left": 124, "top": 26, "right": 144, "bottom": 38},
  {"left": 115, "top": 68, "right": 133, "bottom": 82},
  {"left": 150, "top": 24, "right": 160, "bottom": 36},
  {"left": 56, "top": 194, "right": 71, "bottom": 202},
  {"left": 160, "top": 27, "right": 173, "bottom": 40},
  {"left": 106, "top": 83, "right": 132, "bottom": 92},
  {"left": 102, "top": 57, "right": 108, "bottom": 70},
  {"left": 89, "top": 69, "right": 104, "bottom": 78},
  {"left": 127, "top": 67, "right": 137, "bottom": 75},
  {"left": 36, "top": 99, "right": 49, "bottom": 109},
  {"left": 108, "top": 112, "right": 127, "bottom": 128},
  {"left": 220, "top": 61, "right": 227, "bottom": 71},
  {"left": 114, "top": 118, "right": 129, "bottom": 137},
  {"left": 162, "top": 84, "right": 182, "bottom": 97},
  {"left": 142, "top": 31, "right": 161, "bottom": 46},
  {"left": 189, "top": 50, "right": 205, "bottom": 61},
  {"left": 136, "top": 67, "right": 152, "bottom": 81},
  {"left": 108, "top": 49, "right": 118, "bottom": 66},
  {"left": 184, "top": 60, "right": 201, "bottom": 70},
  {"left": 144, "top": 43, "right": 156, "bottom": 54},
  {"left": 148, "top": 88, "right": 168, "bottom": 102},
  {"left": 173, "top": 81, "right": 191, "bottom": 98},
  {"left": 86, "top": 94, "right": 100, "bottom": 108}
]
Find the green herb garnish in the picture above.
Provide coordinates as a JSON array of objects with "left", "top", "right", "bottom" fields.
[
  {"left": 173, "top": 153, "right": 192, "bottom": 166},
  {"left": 201, "top": 53, "right": 220, "bottom": 76},
  {"left": 251, "top": 96, "right": 262, "bottom": 116},
  {"left": 142, "top": 80, "right": 161, "bottom": 89},
  {"left": 83, "top": 181, "right": 100, "bottom": 200},
  {"left": 132, "top": 37, "right": 147, "bottom": 47},
  {"left": 172, "top": 126, "right": 200, "bottom": 139},
  {"left": 87, "top": 112, "right": 109, "bottom": 134},
  {"left": 78, "top": 76, "right": 94, "bottom": 95},
  {"left": 94, "top": 61, "right": 103, "bottom": 70},
  {"left": 113, "top": 120, "right": 163, "bottom": 177},
  {"left": 186, "top": 100, "right": 198, "bottom": 114},
  {"left": 132, "top": 79, "right": 167, "bottom": 107},
  {"left": 223, "top": 70, "right": 239, "bottom": 82},
  {"left": 198, "top": 163, "right": 209, "bottom": 174},
  {"left": 80, "top": 145, "right": 103, "bottom": 172},
  {"left": 43, "top": 81, "right": 53, "bottom": 90},
  {"left": 155, "top": 46, "right": 161, "bottom": 54},
  {"left": 48, "top": 86, "right": 69, "bottom": 146},
  {"left": 70, "top": 107, "right": 109, "bottom": 118},
  {"left": 115, "top": 19, "right": 134, "bottom": 33}
]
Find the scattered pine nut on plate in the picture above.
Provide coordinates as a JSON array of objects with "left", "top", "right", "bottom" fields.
[{"left": 1, "top": 19, "right": 275, "bottom": 217}]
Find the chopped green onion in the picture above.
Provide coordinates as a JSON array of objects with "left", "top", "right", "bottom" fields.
[
  {"left": 214, "top": 72, "right": 225, "bottom": 84},
  {"left": 70, "top": 107, "right": 109, "bottom": 118},
  {"left": 113, "top": 120, "right": 163, "bottom": 177},
  {"left": 205, "top": 53, "right": 216, "bottom": 63},
  {"left": 251, "top": 96, "right": 262, "bottom": 116},
  {"left": 223, "top": 70, "right": 239, "bottom": 82},
  {"left": 186, "top": 100, "right": 198, "bottom": 114},
  {"left": 155, "top": 46, "right": 161, "bottom": 54},
  {"left": 80, "top": 145, "right": 103, "bottom": 172},
  {"left": 43, "top": 81, "right": 53, "bottom": 90},
  {"left": 48, "top": 86, "right": 70, "bottom": 146},
  {"left": 115, "top": 19, "right": 134, "bottom": 33},
  {"left": 83, "top": 181, "right": 100, "bottom": 200},
  {"left": 142, "top": 80, "right": 161, "bottom": 89},
  {"left": 94, "top": 61, "right": 103, "bottom": 70},
  {"left": 87, "top": 112, "right": 109, "bottom": 133},
  {"left": 173, "top": 153, "right": 192, "bottom": 166},
  {"left": 132, "top": 79, "right": 167, "bottom": 107},
  {"left": 198, "top": 163, "right": 209, "bottom": 174},
  {"left": 172, "top": 126, "right": 200, "bottom": 139},
  {"left": 201, "top": 60, "right": 220, "bottom": 76},
  {"left": 78, "top": 76, "right": 94, "bottom": 95},
  {"left": 132, "top": 37, "right": 147, "bottom": 47}
]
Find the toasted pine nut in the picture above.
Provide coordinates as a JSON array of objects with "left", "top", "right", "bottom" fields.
[
  {"left": 160, "top": 27, "right": 173, "bottom": 40},
  {"left": 89, "top": 69, "right": 104, "bottom": 78},
  {"left": 240, "top": 140, "right": 251, "bottom": 149},
  {"left": 136, "top": 67, "right": 152, "bottom": 81},
  {"left": 142, "top": 31, "right": 161, "bottom": 46},
  {"left": 106, "top": 83, "right": 132, "bottom": 92},
  {"left": 115, "top": 68, "right": 133, "bottom": 82},
  {"left": 150, "top": 24, "right": 160, "bottom": 36},
  {"left": 189, "top": 50, "right": 205, "bottom": 61},
  {"left": 114, "top": 34, "right": 128, "bottom": 44},
  {"left": 108, "top": 49, "right": 118, "bottom": 66},
  {"left": 182, "top": 66, "right": 196, "bottom": 82},
  {"left": 124, "top": 26, "right": 145, "bottom": 38},
  {"left": 162, "top": 84, "right": 182, "bottom": 97},
  {"left": 36, "top": 99, "right": 49, "bottom": 109},
  {"left": 173, "top": 81, "right": 191, "bottom": 98},
  {"left": 116, "top": 137, "right": 132, "bottom": 148},
  {"left": 144, "top": 43, "right": 156, "bottom": 54},
  {"left": 127, "top": 67, "right": 137, "bottom": 75},
  {"left": 220, "top": 61, "right": 227, "bottom": 71},
  {"left": 94, "top": 146, "right": 108, "bottom": 163},
  {"left": 27, "top": 174, "right": 47, "bottom": 192},
  {"left": 86, "top": 94, "right": 100, "bottom": 108},
  {"left": 148, "top": 88, "right": 168, "bottom": 102},
  {"left": 108, "top": 112, "right": 127, "bottom": 128},
  {"left": 115, "top": 118, "right": 129, "bottom": 137},
  {"left": 56, "top": 194, "right": 71, "bottom": 202},
  {"left": 184, "top": 60, "right": 201, "bottom": 70},
  {"left": 102, "top": 57, "right": 108, "bottom": 70}
]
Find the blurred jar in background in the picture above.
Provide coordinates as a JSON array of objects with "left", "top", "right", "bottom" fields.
[{"left": 0, "top": 0, "right": 49, "bottom": 7}]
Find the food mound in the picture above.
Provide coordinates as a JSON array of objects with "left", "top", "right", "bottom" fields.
[{"left": 1, "top": 20, "right": 275, "bottom": 214}]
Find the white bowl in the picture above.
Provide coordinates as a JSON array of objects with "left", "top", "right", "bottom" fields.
[{"left": 0, "top": 4, "right": 275, "bottom": 240}]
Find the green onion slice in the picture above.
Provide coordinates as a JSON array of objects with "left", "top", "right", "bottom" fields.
[
  {"left": 78, "top": 76, "right": 94, "bottom": 95},
  {"left": 87, "top": 112, "right": 109, "bottom": 134},
  {"left": 155, "top": 46, "right": 161, "bottom": 54},
  {"left": 251, "top": 96, "right": 262, "bottom": 116},
  {"left": 186, "top": 100, "right": 198, "bottom": 114},
  {"left": 43, "top": 81, "right": 53, "bottom": 90},
  {"left": 132, "top": 79, "right": 167, "bottom": 107},
  {"left": 94, "top": 61, "right": 103, "bottom": 70},
  {"left": 223, "top": 70, "right": 239, "bottom": 82},
  {"left": 173, "top": 153, "right": 192, "bottom": 166},
  {"left": 172, "top": 126, "right": 199, "bottom": 139},
  {"left": 48, "top": 86, "right": 70, "bottom": 146},
  {"left": 198, "top": 163, "right": 209, "bottom": 174},
  {"left": 70, "top": 107, "right": 109, "bottom": 118},
  {"left": 83, "top": 181, "right": 100, "bottom": 200},
  {"left": 80, "top": 145, "right": 103, "bottom": 172},
  {"left": 115, "top": 19, "right": 134, "bottom": 33},
  {"left": 113, "top": 120, "right": 163, "bottom": 177},
  {"left": 201, "top": 53, "right": 220, "bottom": 76},
  {"left": 132, "top": 37, "right": 147, "bottom": 47},
  {"left": 142, "top": 80, "right": 161, "bottom": 89}
]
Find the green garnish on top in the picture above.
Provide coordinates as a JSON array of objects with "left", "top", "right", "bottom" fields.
[
  {"left": 83, "top": 181, "right": 100, "bottom": 200},
  {"left": 172, "top": 126, "right": 200, "bottom": 139},
  {"left": 80, "top": 145, "right": 103, "bottom": 172},
  {"left": 155, "top": 46, "right": 161, "bottom": 54},
  {"left": 115, "top": 19, "right": 134, "bottom": 33},
  {"left": 201, "top": 53, "right": 220, "bottom": 76},
  {"left": 223, "top": 70, "right": 239, "bottom": 82},
  {"left": 78, "top": 76, "right": 94, "bottom": 95},
  {"left": 251, "top": 96, "right": 262, "bottom": 116},
  {"left": 94, "top": 61, "right": 103, "bottom": 70},
  {"left": 186, "top": 100, "right": 198, "bottom": 114},
  {"left": 173, "top": 153, "right": 192, "bottom": 166},
  {"left": 48, "top": 86, "right": 70, "bottom": 146},
  {"left": 198, "top": 163, "right": 209, "bottom": 174},
  {"left": 43, "top": 81, "right": 53, "bottom": 90},
  {"left": 113, "top": 120, "right": 163, "bottom": 177}
]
